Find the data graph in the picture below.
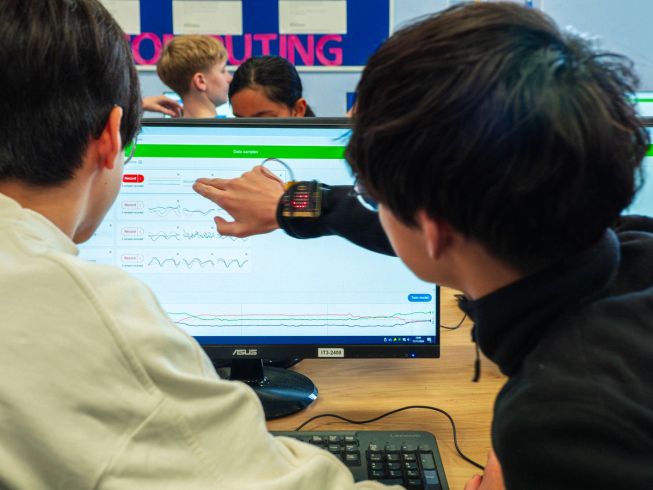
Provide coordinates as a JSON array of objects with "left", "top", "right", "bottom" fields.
[
  {"left": 119, "top": 249, "right": 250, "bottom": 273},
  {"left": 165, "top": 303, "right": 435, "bottom": 337},
  {"left": 114, "top": 195, "right": 229, "bottom": 222}
]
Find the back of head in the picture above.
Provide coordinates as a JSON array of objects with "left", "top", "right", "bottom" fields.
[
  {"left": 348, "top": 3, "right": 648, "bottom": 272},
  {"left": 0, "top": 0, "right": 141, "bottom": 186},
  {"left": 229, "top": 55, "right": 315, "bottom": 116},
  {"left": 157, "top": 35, "right": 228, "bottom": 96}
]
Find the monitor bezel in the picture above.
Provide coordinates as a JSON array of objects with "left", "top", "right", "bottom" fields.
[{"left": 139, "top": 117, "right": 441, "bottom": 360}]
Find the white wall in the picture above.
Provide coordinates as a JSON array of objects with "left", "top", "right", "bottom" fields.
[{"left": 140, "top": 0, "right": 653, "bottom": 117}]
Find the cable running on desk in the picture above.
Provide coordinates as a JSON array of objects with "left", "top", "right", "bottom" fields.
[{"left": 294, "top": 405, "right": 484, "bottom": 471}]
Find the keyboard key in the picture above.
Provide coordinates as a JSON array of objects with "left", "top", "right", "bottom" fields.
[
  {"left": 369, "top": 461, "right": 385, "bottom": 471},
  {"left": 328, "top": 435, "right": 343, "bottom": 443},
  {"left": 385, "top": 444, "right": 400, "bottom": 453},
  {"left": 345, "top": 444, "right": 358, "bottom": 452},
  {"left": 402, "top": 444, "right": 418, "bottom": 453},
  {"left": 328, "top": 444, "right": 342, "bottom": 454},
  {"left": 424, "top": 469, "right": 440, "bottom": 484},
  {"left": 344, "top": 453, "right": 361, "bottom": 466},
  {"left": 386, "top": 453, "right": 401, "bottom": 462},
  {"left": 407, "top": 479, "right": 423, "bottom": 488},
  {"left": 368, "top": 443, "right": 383, "bottom": 453},
  {"left": 418, "top": 444, "right": 432, "bottom": 453},
  {"left": 403, "top": 453, "right": 417, "bottom": 462},
  {"left": 420, "top": 453, "right": 437, "bottom": 470},
  {"left": 388, "top": 470, "right": 404, "bottom": 478},
  {"left": 406, "top": 469, "right": 420, "bottom": 478},
  {"left": 369, "top": 470, "right": 385, "bottom": 478},
  {"left": 344, "top": 436, "right": 356, "bottom": 444},
  {"left": 404, "top": 461, "right": 418, "bottom": 470},
  {"left": 387, "top": 462, "right": 401, "bottom": 471},
  {"left": 311, "top": 436, "right": 325, "bottom": 444},
  {"left": 369, "top": 454, "right": 383, "bottom": 462}
]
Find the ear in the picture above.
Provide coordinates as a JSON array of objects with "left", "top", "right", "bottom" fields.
[
  {"left": 95, "top": 106, "right": 123, "bottom": 171},
  {"left": 192, "top": 71, "right": 207, "bottom": 92},
  {"left": 292, "top": 97, "right": 308, "bottom": 117},
  {"left": 416, "top": 209, "right": 452, "bottom": 260}
]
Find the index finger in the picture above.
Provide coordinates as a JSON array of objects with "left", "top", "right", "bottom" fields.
[{"left": 194, "top": 177, "right": 231, "bottom": 190}]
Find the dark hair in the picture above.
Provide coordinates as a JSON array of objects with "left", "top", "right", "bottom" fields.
[
  {"left": 229, "top": 56, "right": 315, "bottom": 116},
  {"left": 0, "top": 0, "right": 141, "bottom": 185},
  {"left": 347, "top": 3, "right": 648, "bottom": 272}
]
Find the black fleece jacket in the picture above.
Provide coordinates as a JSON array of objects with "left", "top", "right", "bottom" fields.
[{"left": 459, "top": 216, "right": 653, "bottom": 489}]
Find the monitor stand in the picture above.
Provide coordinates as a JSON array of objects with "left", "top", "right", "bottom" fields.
[{"left": 215, "top": 359, "right": 318, "bottom": 419}]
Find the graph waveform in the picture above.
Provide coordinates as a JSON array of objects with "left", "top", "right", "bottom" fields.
[
  {"left": 147, "top": 204, "right": 216, "bottom": 217},
  {"left": 147, "top": 231, "right": 246, "bottom": 242},
  {"left": 148, "top": 257, "right": 249, "bottom": 269},
  {"left": 174, "top": 320, "right": 432, "bottom": 329},
  {"left": 167, "top": 310, "right": 434, "bottom": 328}
]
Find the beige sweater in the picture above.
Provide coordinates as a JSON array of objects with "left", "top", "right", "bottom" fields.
[{"left": 0, "top": 193, "right": 396, "bottom": 490}]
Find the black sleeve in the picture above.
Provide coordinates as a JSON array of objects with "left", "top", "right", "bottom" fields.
[{"left": 276, "top": 183, "right": 395, "bottom": 256}]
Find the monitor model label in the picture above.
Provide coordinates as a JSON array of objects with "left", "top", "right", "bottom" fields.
[{"left": 318, "top": 348, "right": 344, "bottom": 358}]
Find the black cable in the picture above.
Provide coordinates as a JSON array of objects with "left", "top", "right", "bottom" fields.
[
  {"left": 294, "top": 405, "right": 485, "bottom": 471},
  {"left": 440, "top": 312, "right": 467, "bottom": 330}
]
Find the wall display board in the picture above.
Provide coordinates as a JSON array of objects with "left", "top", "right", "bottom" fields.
[{"left": 103, "top": 0, "right": 391, "bottom": 71}]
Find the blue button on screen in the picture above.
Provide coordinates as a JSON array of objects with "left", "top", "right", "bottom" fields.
[{"left": 408, "top": 293, "right": 432, "bottom": 302}]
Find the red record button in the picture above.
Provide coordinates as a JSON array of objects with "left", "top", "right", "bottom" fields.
[{"left": 122, "top": 174, "right": 144, "bottom": 183}]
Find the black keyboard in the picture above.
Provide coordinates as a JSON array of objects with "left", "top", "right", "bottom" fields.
[{"left": 271, "top": 430, "right": 448, "bottom": 490}]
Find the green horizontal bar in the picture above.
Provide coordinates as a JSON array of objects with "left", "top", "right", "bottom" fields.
[
  {"left": 637, "top": 98, "right": 653, "bottom": 103},
  {"left": 134, "top": 144, "right": 345, "bottom": 159}
]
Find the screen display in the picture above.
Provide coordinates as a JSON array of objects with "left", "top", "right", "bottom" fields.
[
  {"left": 635, "top": 92, "right": 653, "bottom": 119},
  {"left": 79, "top": 120, "right": 439, "bottom": 352},
  {"left": 625, "top": 126, "right": 653, "bottom": 216}
]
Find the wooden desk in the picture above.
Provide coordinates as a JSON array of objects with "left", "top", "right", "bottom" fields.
[{"left": 267, "top": 288, "right": 507, "bottom": 490}]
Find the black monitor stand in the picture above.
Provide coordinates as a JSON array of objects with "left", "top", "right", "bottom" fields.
[{"left": 215, "top": 359, "right": 318, "bottom": 419}]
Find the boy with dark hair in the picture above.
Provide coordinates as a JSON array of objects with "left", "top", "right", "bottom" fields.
[
  {"left": 0, "top": 1, "right": 389, "bottom": 488},
  {"left": 157, "top": 35, "right": 232, "bottom": 118},
  {"left": 195, "top": 3, "right": 653, "bottom": 489},
  {"left": 348, "top": 3, "right": 653, "bottom": 490}
]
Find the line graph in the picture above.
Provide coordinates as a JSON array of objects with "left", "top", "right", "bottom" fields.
[
  {"left": 118, "top": 249, "right": 250, "bottom": 274},
  {"left": 147, "top": 230, "right": 246, "bottom": 243},
  {"left": 111, "top": 221, "right": 248, "bottom": 247},
  {"left": 164, "top": 304, "right": 435, "bottom": 337},
  {"left": 147, "top": 203, "right": 215, "bottom": 217},
  {"left": 148, "top": 256, "right": 248, "bottom": 269},
  {"left": 115, "top": 196, "right": 229, "bottom": 222}
]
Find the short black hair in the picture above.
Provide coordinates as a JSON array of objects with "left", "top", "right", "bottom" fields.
[
  {"left": 0, "top": 0, "right": 142, "bottom": 185},
  {"left": 347, "top": 3, "right": 648, "bottom": 271},
  {"left": 229, "top": 56, "right": 315, "bottom": 117}
]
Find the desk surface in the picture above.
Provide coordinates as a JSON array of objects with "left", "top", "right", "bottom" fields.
[{"left": 267, "top": 288, "right": 507, "bottom": 490}]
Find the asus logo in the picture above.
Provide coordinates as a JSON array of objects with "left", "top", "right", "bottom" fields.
[{"left": 232, "top": 349, "right": 258, "bottom": 356}]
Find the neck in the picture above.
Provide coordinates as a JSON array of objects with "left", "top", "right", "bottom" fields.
[
  {"left": 0, "top": 178, "right": 88, "bottom": 241},
  {"left": 445, "top": 241, "right": 524, "bottom": 300},
  {"left": 182, "top": 93, "right": 217, "bottom": 118}
]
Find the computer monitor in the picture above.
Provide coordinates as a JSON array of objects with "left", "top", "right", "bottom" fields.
[
  {"left": 625, "top": 122, "right": 653, "bottom": 215},
  {"left": 162, "top": 90, "right": 234, "bottom": 118},
  {"left": 79, "top": 118, "right": 440, "bottom": 418},
  {"left": 634, "top": 92, "right": 653, "bottom": 119}
]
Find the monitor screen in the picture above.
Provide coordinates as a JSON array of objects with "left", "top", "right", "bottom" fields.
[
  {"left": 162, "top": 90, "right": 234, "bottom": 118},
  {"left": 625, "top": 124, "right": 653, "bottom": 216},
  {"left": 79, "top": 118, "right": 440, "bottom": 417},
  {"left": 635, "top": 92, "right": 653, "bottom": 119}
]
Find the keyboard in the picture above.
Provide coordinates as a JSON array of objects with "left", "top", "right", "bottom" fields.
[{"left": 271, "top": 430, "right": 448, "bottom": 490}]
